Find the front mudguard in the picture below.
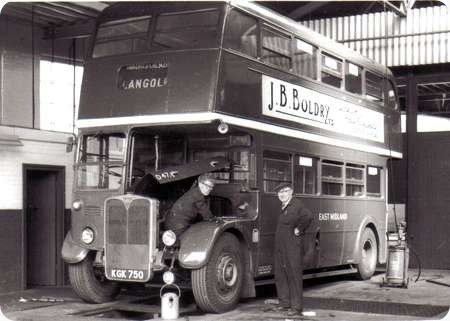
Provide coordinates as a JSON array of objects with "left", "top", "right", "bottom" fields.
[
  {"left": 352, "top": 217, "right": 386, "bottom": 264},
  {"left": 177, "top": 220, "right": 227, "bottom": 269},
  {"left": 61, "top": 232, "right": 89, "bottom": 264}
]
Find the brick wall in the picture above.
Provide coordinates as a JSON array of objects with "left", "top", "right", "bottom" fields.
[{"left": 0, "top": 126, "right": 74, "bottom": 210}]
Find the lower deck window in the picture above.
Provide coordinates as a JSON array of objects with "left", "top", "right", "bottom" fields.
[
  {"left": 346, "top": 163, "right": 365, "bottom": 197},
  {"left": 263, "top": 150, "right": 292, "bottom": 192},
  {"left": 294, "top": 156, "right": 317, "bottom": 195},
  {"left": 367, "top": 166, "right": 382, "bottom": 197},
  {"left": 321, "top": 160, "right": 343, "bottom": 196}
]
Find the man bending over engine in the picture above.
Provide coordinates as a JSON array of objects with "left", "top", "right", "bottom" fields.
[{"left": 164, "top": 174, "right": 215, "bottom": 238}]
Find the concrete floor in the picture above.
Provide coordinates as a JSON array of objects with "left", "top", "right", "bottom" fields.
[{"left": 1, "top": 269, "right": 449, "bottom": 321}]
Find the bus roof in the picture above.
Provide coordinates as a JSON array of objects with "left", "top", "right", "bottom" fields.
[
  {"left": 97, "top": 1, "right": 392, "bottom": 79},
  {"left": 231, "top": 1, "right": 393, "bottom": 79}
]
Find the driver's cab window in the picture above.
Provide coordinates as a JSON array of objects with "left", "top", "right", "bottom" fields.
[
  {"left": 129, "top": 133, "right": 185, "bottom": 188},
  {"left": 189, "top": 134, "right": 256, "bottom": 219},
  {"left": 188, "top": 134, "right": 255, "bottom": 187}
]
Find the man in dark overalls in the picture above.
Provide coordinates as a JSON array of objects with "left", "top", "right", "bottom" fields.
[
  {"left": 164, "top": 174, "right": 215, "bottom": 238},
  {"left": 273, "top": 182, "right": 312, "bottom": 317}
]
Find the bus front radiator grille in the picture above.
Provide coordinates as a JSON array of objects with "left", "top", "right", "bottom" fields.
[
  {"left": 106, "top": 199, "right": 127, "bottom": 244},
  {"left": 128, "top": 199, "right": 149, "bottom": 244},
  {"left": 105, "top": 197, "right": 153, "bottom": 245}
]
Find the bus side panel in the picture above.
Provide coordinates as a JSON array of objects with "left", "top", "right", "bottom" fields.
[
  {"left": 258, "top": 187, "right": 345, "bottom": 272},
  {"left": 315, "top": 197, "right": 346, "bottom": 267},
  {"left": 217, "top": 52, "right": 400, "bottom": 154},
  {"left": 341, "top": 199, "right": 387, "bottom": 265}
]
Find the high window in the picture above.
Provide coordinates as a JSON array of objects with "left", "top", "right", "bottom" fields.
[{"left": 40, "top": 60, "right": 83, "bottom": 133}]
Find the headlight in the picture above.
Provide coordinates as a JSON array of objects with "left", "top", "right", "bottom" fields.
[
  {"left": 162, "top": 230, "right": 176, "bottom": 247},
  {"left": 81, "top": 227, "right": 95, "bottom": 244},
  {"left": 72, "top": 199, "right": 83, "bottom": 211},
  {"left": 163, "top": 271, "right": 175, "bottom": 285}
]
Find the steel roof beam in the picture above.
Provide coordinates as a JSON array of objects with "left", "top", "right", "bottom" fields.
[
  {"left": 287, "top": 2, "right": 329, "bottom": 20},
  {"left": 6, "top": 3, "right": 69, "bottom": 25},
  {"left": 377, "top": 0, "right": 407, "bottom": 17},
  {"left": 43, "top": 19, "right": 96, "bottom": 39},
  {"left": 2, "top": 5, "right": 60, "bottom": 26},
  {"left": 46, "top": 2, "right": 103, "bottom": 18},
  {"left": 36, "top": 3, "right": 95, "bottom": 20}
]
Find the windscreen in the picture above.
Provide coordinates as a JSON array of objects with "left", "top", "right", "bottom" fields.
[
  {"left": 93, "top": 7, "right": 221, "bottom": 58},
  {"left": 128, "top": 131, "right": 255, "bottom": 193},
  {"left": 76, "top": 133, "right": 126, "bottom": 190}
]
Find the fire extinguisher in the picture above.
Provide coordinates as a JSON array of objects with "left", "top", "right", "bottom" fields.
[{"left": 383, "top": 221, "right": 409, "bottom": 288}]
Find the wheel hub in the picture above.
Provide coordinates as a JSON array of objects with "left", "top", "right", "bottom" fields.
[
  {"left": 362, "top": 240, "right": 373, "bottom": 258},
  {"left": 217, "top": 255, "right": 238, "bottom": 288}
]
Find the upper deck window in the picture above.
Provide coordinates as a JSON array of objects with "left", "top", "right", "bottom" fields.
[
  {"left": 321, "top": 53, "right": 343, "bottom": 88},
  {"left": 293, "top": 39, "right": 317, "bottom": 79},
  {"left": 93, "top": 16, "right": 151, "bottom": 58},
  {"left": 262, "top": 26, "right": 291, "bottom": 70},
  {"left": 153, "top": 9, "right": 220, "bottom": 50},
  {"left": 345, "top": 62, "right": 362, "bottom": 95},
  {"left": 366, "top": 71, "right": 383, "bottom": 102},
  {"left": 223, "top": 9, "right": 258, "bottom": 58}
]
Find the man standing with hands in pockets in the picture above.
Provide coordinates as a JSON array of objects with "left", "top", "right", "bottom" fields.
[{"left": 273, "top": 182, "right": 313, "bottom": 317}]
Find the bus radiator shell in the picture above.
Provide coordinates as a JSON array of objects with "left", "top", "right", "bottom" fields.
[{"left": 104, "top": 195, "right": 159, "bottom": 282}]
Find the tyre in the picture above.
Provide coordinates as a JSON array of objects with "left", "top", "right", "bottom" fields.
[
  {"left": 68, "top": 252, "right": 120, "bottom": 303},
  {"left": 356, "top": 228, "right": 378, "bottom": 280},
  {"left": 191, "top": 233, "right": 243, "bottom": 313}
]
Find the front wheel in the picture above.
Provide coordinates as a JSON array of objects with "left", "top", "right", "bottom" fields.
[
  {"left": 191, "top": 233, "right": 243, "bottom": 313},
  {"left": 356, "top": 228, "right": 378, "bottom": 280},
  {"left": 68, "top": 252, "right": 120, "bottom": 303}
]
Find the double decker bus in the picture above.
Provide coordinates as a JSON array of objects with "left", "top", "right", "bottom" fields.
[{"left": 62, "top": 1, "right": 402, "bottom": 313}]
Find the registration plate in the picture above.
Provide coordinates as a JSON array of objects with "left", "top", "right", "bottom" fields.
[{"left": 110, "top": 268, "right": 146, "bottom": 281}]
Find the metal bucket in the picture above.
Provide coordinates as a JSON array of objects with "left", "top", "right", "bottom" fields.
[{"left": 160, "top": 284, "right": 181, "bottom": 320}]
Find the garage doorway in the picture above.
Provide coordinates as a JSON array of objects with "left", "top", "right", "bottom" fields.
[{"left": 23, "top": 165, "right": 65, "bottom": 288}]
